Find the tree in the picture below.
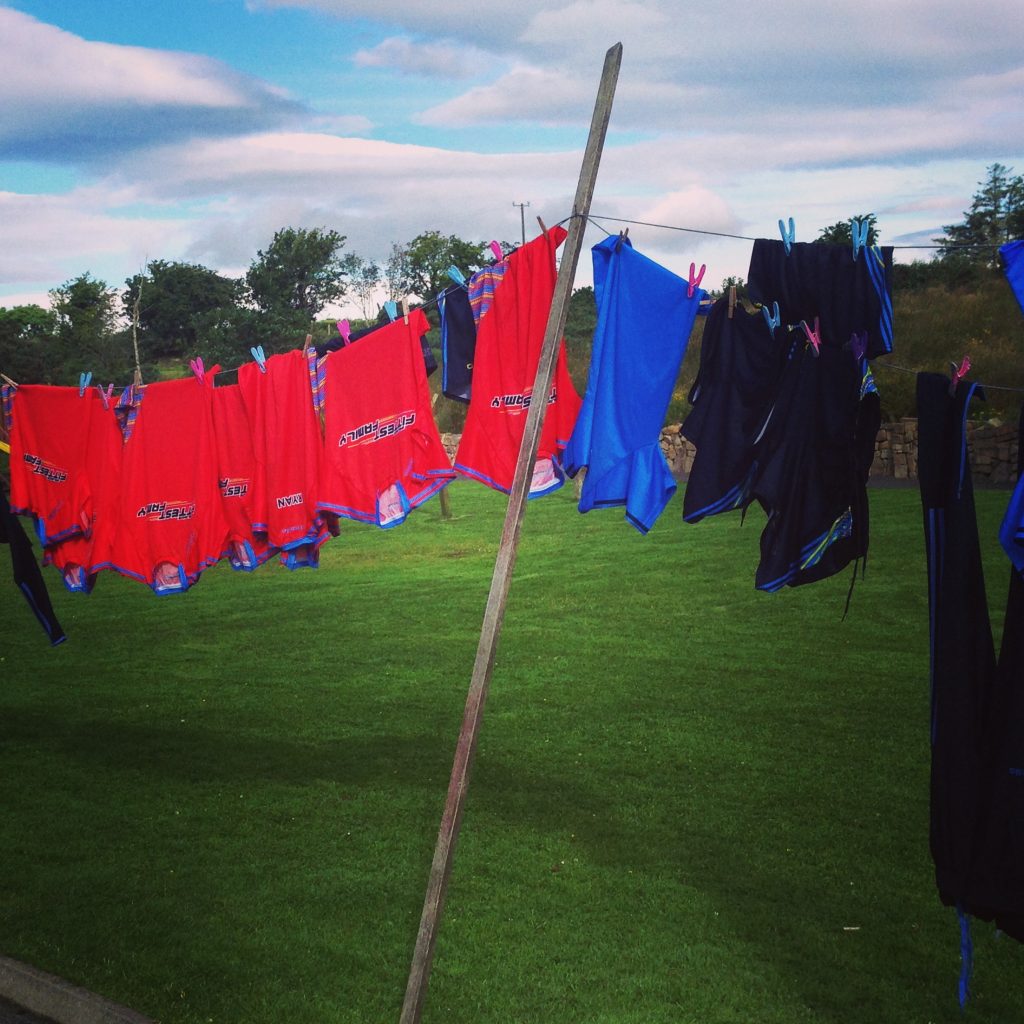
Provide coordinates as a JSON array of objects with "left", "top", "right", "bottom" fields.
[
  {"left": 123, "top": 260, "right": 240, "bottom": 360},
  {"left": 817, "top": 214, "right": 879, "bottom": 247},
  {"left": 0, "top": 304, "right": 57, "bottom": 384},
  {"left": 245, "top": 227, "right": 351, "bottom": 322},
  {"left": 342, "top": 254, "right": 382, "bottom": 320},
  {"left": 49, "top": 273, "right": 130, "bottom": 382},
  {"left": 388, "top": 231, "right": 488, "bottom": 302},
  {"left": 938, "top": 164, "right": 1024, "bottom": 266},
  {"left": 563, "top": 285, "right": 596, "bottom": 355}
]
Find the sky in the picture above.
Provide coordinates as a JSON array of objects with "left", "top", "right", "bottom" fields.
[{"left": 1, "top": 0, "right": 1023, "bottom": 319}]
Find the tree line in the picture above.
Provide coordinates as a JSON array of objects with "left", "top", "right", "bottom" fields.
[
  {"left": 0, "top": 228, "right": 512, "bottom": 387},
  {"left": 2, "top": 164, "right": 1022, "bottom": 391}
]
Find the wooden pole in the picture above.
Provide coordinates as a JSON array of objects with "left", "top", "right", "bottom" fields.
[{"left": 398, "top": 42, "right": 622, "bottom": 1024}]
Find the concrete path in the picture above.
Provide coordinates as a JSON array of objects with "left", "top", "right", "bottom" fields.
[{"left": 0, "top": 959, "right": 152, "bottom": 1024}]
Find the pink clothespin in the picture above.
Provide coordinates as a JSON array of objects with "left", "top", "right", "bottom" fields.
[
  {"left": 687, "top": 262, "right": 706, "bottom": 299},
  {"left": 801, "top": 317, "right": 821, "bottom": 357},
  {"left": 949, "top": 355, "right": 971, "bottom": 395},
  {"left": 96, "top": 383, "right": 114, "bottom": 410},
  {"left": 336, "top": 320, "right": 351, "bottom": 345},
  {"left": 189, "top": 357, "right": 206, "bottom": 384},
  {"left": 488, "top": 240, "right": 504, "bottom": 262}
]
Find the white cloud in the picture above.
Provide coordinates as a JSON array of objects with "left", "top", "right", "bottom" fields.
[
  {"left": 353, "top": 36, "right": 493, "bottom": 79},
  {"left": 415, "top": 64, "right": 695, "bottom": 127},
  {"left": 0, "top": 7, "right": 303, "bottom": 161},
  {"left": 0, "top": 188, "right": 191, "bottom": 287}
]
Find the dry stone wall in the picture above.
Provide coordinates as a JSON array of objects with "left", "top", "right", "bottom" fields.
[{"left": 441, "top": 422, "right": 1019, "bottom": 485}]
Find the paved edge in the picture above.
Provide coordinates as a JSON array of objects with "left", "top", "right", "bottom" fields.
[{"left": 0, "top": 957, "right": 154, "bottom": 1024}]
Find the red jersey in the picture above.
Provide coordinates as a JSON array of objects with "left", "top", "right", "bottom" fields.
[
  {"left": 238, "top": 350, "right": 327, "bottom": 568},
  {"left": 44, "top": 390, "right": 124, "bottom": 592},
  {"left": 319, "top": 309, "right": 454, "bottom": 527},
  {"left": 454, "top": 227, "right": 581, "bottom": 496},
  {"left": 108, "top": 376, "right": 229, "bottom": 594},
  {"left": 8, "top": 384, "right": 98, "bottom": 546},
  {"left": 211, "top": 383, "right": 275, "bottom": 570}
]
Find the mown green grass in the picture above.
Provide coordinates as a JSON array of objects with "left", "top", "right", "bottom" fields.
[{"left": 1, "top": 481, "right": 1021, "bottom": 1023}]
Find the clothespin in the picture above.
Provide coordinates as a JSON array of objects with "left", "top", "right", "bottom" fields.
[
  {"left": 614, "top": 228, "right": 629, "bottom": 253},
  {"left": 250, "top": 345, "right": 267, "bottom": 372},
  {"left": 779, "top": 217, "right": 796, "bottom": 255},
  {"left": 447, "top": 265, "right": 467, "bottom": 287},
  {"left": 801, "top": 316, "right": 821, "bottom": 357},
  {"left": 687, "top": 262, "right": 706, "bottom": 299},
  {"left": 96, "top": 383, "right": 114, "bottom": 410},
  {"left": 2, "top": 373, "right": 19, "bottom": 389},
  {"left": 383, "top": 300, "right": 397, "bottom": 322},
  {"left": 303, "top": 333, "right": 313, "bottom": 354},
  {"left": 536, "top": 217, "right": 549, "bottom": 238},
  {"left": 335, "top": 320, "right": 351, "bottom": 345},
  {"left": 728, "top": 285, "right": 737, "bottom": 320},
  {"left": 949, "top": 355, "right": 971, "bottom": 396},
  {"left": 762, "top": 301, "right": 781, "bottom": 336},
  {"left": 189, "top": 357, "right": 206, "bottom": 384},
  {"left": 488, "top": 241, "right": 503, "bottom": 262},
  {"left": 851, "top": 218, "right": 870, "bottom": 262},
  {"left": 398, "top": 299, "right": 409, "bottom": 324},
  {"left": 850, "top": 331, "right": 868, "bottom": 362},
  {"left": 78, "top": 371, "right": 92, "bottom": 397}
]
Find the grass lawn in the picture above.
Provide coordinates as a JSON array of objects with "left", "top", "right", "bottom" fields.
[{"left": 0, "top": 480, "right": 1021, "bottom": 1023}]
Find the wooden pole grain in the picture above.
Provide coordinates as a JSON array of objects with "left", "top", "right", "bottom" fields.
[{"left": 398, "top": 42, "right": 623, "bottom": 1024}]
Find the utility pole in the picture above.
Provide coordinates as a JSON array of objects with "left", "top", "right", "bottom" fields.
[{"left": 512, "top": 201, "right": 531, "bottom": 245}]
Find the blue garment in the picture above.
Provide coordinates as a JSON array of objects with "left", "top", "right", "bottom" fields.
[
  {"left": 1000, "top": 240, "right": 1024, "bottom": 318},
  {"left": 1000, "top": 465, "right": 1024, "bottom": 574},
  {"left": 563, "top": 236, "right": 704, "bottom": 533}
]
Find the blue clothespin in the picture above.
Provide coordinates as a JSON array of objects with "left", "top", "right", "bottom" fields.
[
  {"left": 447, "top": 265, "right": 467, "bottom": 288},
  {"left": 762, "top": 301, "right": 781, "bottom": 336},
  {"left": 851, "top": 218, "right": 870, "bottom": 262},
  {"left": 249, "top": 345, "right": 266, "bottom": 372},
  {"left": 778, "top": 217, "right": 796, "bottom": 255},
  {"left": 78, "top": 371, "right": 92, "bottom": 397},
  {"left": 383, "top": 300, "right": 398, "bottom": 322},
  {"left": 687, "top": 262, "right": 706, "bottom": 299}
]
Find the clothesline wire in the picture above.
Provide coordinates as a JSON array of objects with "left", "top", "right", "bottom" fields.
[
  {"left": 580, "top": 212, "right": 1001, "bottom": 251},
  {"left": 1, "top": 212, "right": 1019, "bottom": 394},
  {"left": 873, "top": 359, "right": 1024, "bottom": 394}
]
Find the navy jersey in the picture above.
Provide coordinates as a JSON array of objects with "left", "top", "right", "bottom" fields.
[
  {"left": 438, "top": 285, "right": 477, "bottom": 403},
  {"left": 749, "top": 339, "right": 879, "bottom": 592},
  {"left": 563, "top": 235, "right": 703, "bottom": 533},
  {"left": 963, "top": 401, "right": 1024, "bottom": 944},
  {"left": 682, "top": 296, "right": 789, "bottom": 522},
  {"left": 917, "top": 373, "right": 997, "bottom": 916},
  {"left": 746, "top": 238, "right": 894, "bottom": 358}
]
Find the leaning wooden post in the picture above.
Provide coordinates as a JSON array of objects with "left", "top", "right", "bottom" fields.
[{"left": 398, "top": 42, "right": 622, "bottom": 1024}]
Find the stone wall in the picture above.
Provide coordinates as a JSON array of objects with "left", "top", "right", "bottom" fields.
[
  {"left": 442, "top": 422, "right": 1019, "bottom": 486},
  {"left": 658, "top": 420, "right": 1019, "bottom": 485}
]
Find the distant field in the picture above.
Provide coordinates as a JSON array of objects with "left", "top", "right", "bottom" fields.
[{"left": 0, "top": 481, "right": 1021, "bottom": 1024}]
